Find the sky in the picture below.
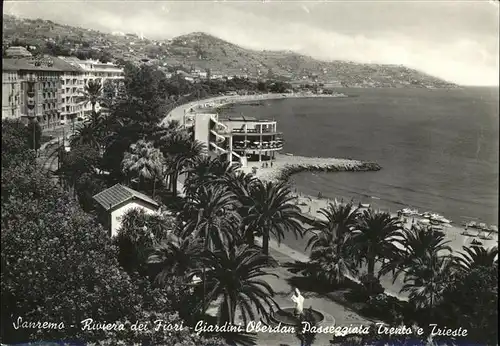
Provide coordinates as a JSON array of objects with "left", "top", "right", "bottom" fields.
[{"left": 4, "top": 0, "right": 499, "bottom": 86}]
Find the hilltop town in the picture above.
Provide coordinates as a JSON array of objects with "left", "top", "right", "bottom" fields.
[{"left": 3, "top": 15, "right": 458, "bottom": 89}]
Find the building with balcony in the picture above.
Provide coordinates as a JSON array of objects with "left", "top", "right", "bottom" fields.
[
  {"left": 2, "top": 56, "right": 81, "bottom": 129},
  {"left": 58, "top": 57, "right": 124, "bottom": 115},
  {"left": 186, "top": 111, "right": 283, "bottom": 168},
  {"left": 2, "top": 69, "right": 23, "bottom": 120}
]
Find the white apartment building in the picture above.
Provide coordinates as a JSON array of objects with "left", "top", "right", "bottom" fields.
[{"left": 58, "top": 57, "right": 124, "bottom": 117}]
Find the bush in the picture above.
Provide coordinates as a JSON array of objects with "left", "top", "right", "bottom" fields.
[
  {"left": 362, "top": 293, "right": 407, "bottom": 323},
  {"left": 1, "top": 125, "right": 225, "bottom": 345},
  {"left": 360, "top": 273, "right": 384, "bottom": 296}
]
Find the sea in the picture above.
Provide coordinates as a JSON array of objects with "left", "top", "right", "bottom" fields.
[{"left": 221, "top": 87, "right": 499, "bottom": 226}]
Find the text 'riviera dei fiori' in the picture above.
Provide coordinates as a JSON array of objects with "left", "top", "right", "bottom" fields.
[{"left": 12, "top": 317, "right": 469, "bottom": 338}]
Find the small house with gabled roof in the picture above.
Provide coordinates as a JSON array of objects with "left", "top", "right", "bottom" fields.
[{"left": 93, "top": 183, "right": 160, "bottom": 237}]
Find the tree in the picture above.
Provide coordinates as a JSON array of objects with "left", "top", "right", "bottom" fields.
[
  {"left": 26, "top": 119, "right": 42, "bottom": 152},
  {"left": 296, "top": 308, "right": 319, "bottom": 346},
  {"left": 437, "top": 265, "right": 498, "bottom": 345},
  {"left": 121, "top": 139, "right": 165, "bottom": 197},
  {"left": 188, "top": 245, "right": 279, "bottom": 324},
  {"left": 74, "top": 172, "right": 107, "bottom": 212},
  {"left": 159, "top": 131, "right": 205, "bottom": 198},
  {"left": 58, "top": 144, "right": 101, "bottom": 195},
  {"left": 115, "top": 208, "right": 175, "bottom": 276},
  {"left": 180, "top": 185, "right": 241, "bottom": 251},
  {"left": 184, "top": 156, "right": 240, "bottom": 195},
  {"left": 454, "top": 245, "right": 498, "bottom": 273},
  {"left": 380, "top": 225, "right": 453, "bottom": 284},
  {"left": 310, "top": 202, "right": 359, "bottom": 239},
  {"left": 351, "top": 209, "right": 402, "bottom": 278},
  {"left": 70, "top": 121, "right": 102, "bottom": 150},
  {"left": 380, "top": 226, "right": 455, "bottom": 316},
  {"left": 400, "top": 252, "right": 455, "bottom": 311},
  {"left": 307, "top": 225, "right": 358, "bottom": 285},
  {"left": 245, "top": 180, "right": 303, "bottom": 254},
  {"left": 223, "top": 171, "right": 258, "bottom": 245},
  {"left": 78, "top": 79, "right": 103, "bottom": 122},
  {"left": 2, "top": 120, "right": 35, "bottom": 168},
  {"left": 0, "top": 160, "right": 208, "bottom": 345},
  {"left": 148, "top": 236, "right": 204, "bottom": 284}
]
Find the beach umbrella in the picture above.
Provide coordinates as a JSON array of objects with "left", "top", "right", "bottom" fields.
[{"left": 490, "top": 225, "right": 498, "bottom": 232}]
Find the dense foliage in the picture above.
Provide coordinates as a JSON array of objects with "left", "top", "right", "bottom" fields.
[{"left": 0, "top": 121, "right": 225, "bottom": 346}]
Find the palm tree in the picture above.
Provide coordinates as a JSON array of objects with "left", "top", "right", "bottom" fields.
[
  {"left": 121, "top": 140, "right": 164, "bottom": 196},
  {"left": 70, "top": 121, "right": 101, "bottom": 150},
  {"left": 159, "top": 130, "right": 205, "bottom": 198},
  {"left": 180, "top": 184, "right": 242, "bottom": 316},
  {"left": 180, "top": 185, "right": 241, "bottom": 251},
  {"left": 310, "top": 202, "right": 359, "bottom": 239},
  {"left": 245, "top": 180, "right": 303, "bottom": 254},
  {"left": 401, "top": 253, "right": 455, "bottom": 310},
  {"left": 188, "top": 245, "right": 279, "bottom": 324},
  {"left": 307, "top": 225, "right": 358, "bottom": 284},
  {"left": 351, "top": 209, "right": 402, "bottom": 278},
  {"left": 380, "top": 225, "right": 453, "bottom": 283},
  {"left": 148, "top": 235, "right": 204, "bottom": 285},
  {"left": 78, "top": 79, "right": 103, "bottom": 124},
  {"left": 184, "top": 156, "right": 240, "bottom": 195},
  {"left": 455, "top": 245, "right": 498, "bottom": 273}
]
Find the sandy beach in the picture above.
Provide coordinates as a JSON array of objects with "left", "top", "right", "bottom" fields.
[
  {"left": 163, "top": 92, "right": 347, "bottom": 125},
  {"left": 165, "top": 92, "right": 498, "bottom": 256}
]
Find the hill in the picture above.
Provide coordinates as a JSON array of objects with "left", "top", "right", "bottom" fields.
[{"left": 2, "top": 15, "right": 458, "bottom": 88}]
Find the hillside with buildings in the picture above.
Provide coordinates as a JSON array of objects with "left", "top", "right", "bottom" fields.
[{"left": 2, "top": 14, "right": 458, "bottom": 88}]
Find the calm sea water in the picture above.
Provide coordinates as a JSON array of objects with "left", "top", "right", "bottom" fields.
[{"left": 223, "top": 88, "right": 499, "bottom": 225}]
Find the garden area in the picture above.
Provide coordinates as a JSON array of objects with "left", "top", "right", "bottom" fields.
[{"left": 1, "top": 63, "right": 497, "bottom": 346}]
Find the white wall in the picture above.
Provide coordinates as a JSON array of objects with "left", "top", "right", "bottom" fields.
[
  {"left": 110, "top": 200, "right": 158, "bottom": 237},
  {"left": 194, "top": 113, "right": 212, "bottom": 149}
]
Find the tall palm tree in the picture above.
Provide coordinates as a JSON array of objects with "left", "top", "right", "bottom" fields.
[
  {"left": 310, "top": 202, "right": 359, "bottom": 239},
  {"left": 455, "top": 245, "right": 498, "bottom": 273},
  {"left": 245, "top": 180, "right": 303, "bottom": 254},
  {"left": 380, "top": 225, "right": 453, "bottom": 283},
  {"left": 78, "top": 79, "right": 103, "bottom": 124},
  {"left": 184, "top": 156, "right": 240, "bottom": 195},
  {"left": 307, "top": 225, "right": 358, "bottom": 284},
  {"left": 159, "top": 130, "right": 205, "bottom": 198},
  {"left": 180, "top": 185, "right": 241, "bottom": 251},
  {"left": 401, "top": 253, "right": 455, "bottom": 310},
  {"left": 70, "top": 121, "right": 101, "bottom": 150},
  {"left": 180, "top": 184, "right": 242, "bottom": 316},
  {"left": 351, "top": 209, "right": 402, "bottom": 277},
  {"left": 188, "top": 245, "right": 279, "bottom": 324},
  {"left": 222, "top": 171, "right": 258, "bottom": 246},
  {"left": 148, "top": 235, "right": 204, "bottom": 285},
  {"left": 121, "top": 140, "right": 164, "bottom": 196}
]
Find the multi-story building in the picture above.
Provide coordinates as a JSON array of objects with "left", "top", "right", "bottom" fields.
[
  {"left": 59, "top": 57, "right": 124, "bottom": 115},
  {"left": 2, "top": 56, "right": 125, "bottom": 125},
  {"left": 2, "top": 65, "right": 23, "bottom": 120},
  {"left": 2, "top": 56, "right": 82, "bottom": 129},
  {"left": 187, "top": 111, "right": 283, "bottom": 168}
]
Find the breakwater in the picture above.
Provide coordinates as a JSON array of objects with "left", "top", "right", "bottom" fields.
[
  {"left": 247, "top": 154, "right": 381, "bottom": 183},
  {"left": 275, "top": 160, "right": 382, "bottom": 182}
]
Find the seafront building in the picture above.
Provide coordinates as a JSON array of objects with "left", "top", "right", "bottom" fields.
[
  {"left": 185, "top": 109, "right": 283, "bottom": 167},
  {"left": 2, "top": 54, "right": 124, "bottom": 125}
]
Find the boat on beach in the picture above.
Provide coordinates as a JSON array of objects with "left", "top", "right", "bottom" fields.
[
  {"left": 421, "top": 212, "right": 451, "bottom": 224},
  {"left": 398, "top": 208, "right": 419, "bottom": 216}
]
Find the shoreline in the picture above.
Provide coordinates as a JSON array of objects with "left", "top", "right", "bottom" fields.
[
  {"left": 164, "top": 92, "right": 498, "bottom": 255},
  {"left": 163, "top": 92, "right": 347, "bottom": 125}
]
